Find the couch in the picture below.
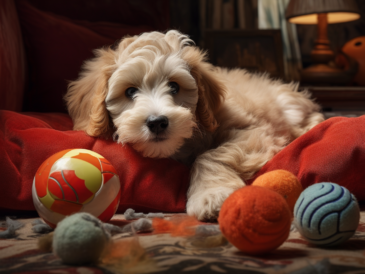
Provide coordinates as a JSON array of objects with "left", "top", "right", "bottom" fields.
[{"left": 1, "top": 1, "right": 365, "bottom": 273}]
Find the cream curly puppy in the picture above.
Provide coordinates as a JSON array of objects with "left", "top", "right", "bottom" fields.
[{"left": 65, "top": 30, "right": 324, "bottom": 221}]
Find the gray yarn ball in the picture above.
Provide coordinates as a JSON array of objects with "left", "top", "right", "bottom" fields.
[{"left": 53, "top": 213, "right": 110, "bottom": 265}]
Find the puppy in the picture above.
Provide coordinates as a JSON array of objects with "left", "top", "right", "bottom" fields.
[{"left": 65, "top": 30, "right": 324, "bottom": 221}]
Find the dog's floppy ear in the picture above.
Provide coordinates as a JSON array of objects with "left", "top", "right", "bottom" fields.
[
  {"left": 65, "top": 48, "right": 115, "bottom": 137},
  {"left": 182, "top": 47, "right": 226, "bottom": 132},
  {"left": 65, "top": 37, "right": 137, "bottom": 137}
]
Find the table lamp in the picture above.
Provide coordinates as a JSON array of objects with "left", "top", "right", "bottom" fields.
[{"left": 286, "top": 0, "right": 361, "bottom": 85}]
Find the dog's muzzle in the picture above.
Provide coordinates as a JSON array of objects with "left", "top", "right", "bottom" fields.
[{"left": 146, "top": 115, "right": 169, "bottom": 135}]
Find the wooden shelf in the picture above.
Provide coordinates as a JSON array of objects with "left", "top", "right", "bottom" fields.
[{"left": 300, "top": 86, "right": 365, "bottom": 111}]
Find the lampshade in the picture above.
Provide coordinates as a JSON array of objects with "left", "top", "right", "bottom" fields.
[{"left": 286, "top": 0, "right": 360, "bottom": 24}]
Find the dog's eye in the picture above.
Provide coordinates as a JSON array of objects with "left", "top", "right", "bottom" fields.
[
  {"left": 125, "top": 87, "right": 138, "bottom": 99},
  {"left": 168, "top": 82, "right": 180, "bottom": 95}
]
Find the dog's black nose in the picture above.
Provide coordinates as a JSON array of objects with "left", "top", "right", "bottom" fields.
[{"left": 146, "top": 115, "right": 169, "bottom": 134}]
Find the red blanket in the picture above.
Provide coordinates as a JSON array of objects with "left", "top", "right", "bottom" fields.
[
  {"left": 1, "top": 110, "right": 365, "bottom": 214},
  {"left": 247, "top": 114, "right": 365, "bottom": 202}
]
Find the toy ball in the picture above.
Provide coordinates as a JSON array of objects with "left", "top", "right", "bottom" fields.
[
  {"left": 32, "top": 149, "right": 121, "bottom": 228},
  {"left": 252, "top": 169, "right": 303, "bottom": 214},
  {"left": 294, "top": 182, "right": 360, "bottom": 247},
  {"left": 218, "top": 185, "right": 292, "bottom": 255},
  {"left": 53, "top": 212, "right": 110, "bottom": 265}
]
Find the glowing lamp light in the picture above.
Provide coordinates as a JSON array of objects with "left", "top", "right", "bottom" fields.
[{"left": 285, "top": 0, "right": 361, "bottom": 84}]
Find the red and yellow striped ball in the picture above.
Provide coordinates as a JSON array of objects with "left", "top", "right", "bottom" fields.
[{"left": 32, "top": 149, "right": 121, "bottom": 228}]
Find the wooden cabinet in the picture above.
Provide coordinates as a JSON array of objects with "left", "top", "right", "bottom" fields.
[{"left": 301, "top": 86, "right": 365, "bottom": 117}]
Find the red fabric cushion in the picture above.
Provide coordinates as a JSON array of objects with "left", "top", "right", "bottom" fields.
[
  {"left": 16, "top": 1, "right": 155, "bottom": 113},
  {"left": 0, "top": 110, "right": 190, "bottom": 213},
  {"left": 2, "top": 111, "right": 365, "bottom": 215},
  {"left": 247, "top": 116, "right": 365, "bottom": 202}
]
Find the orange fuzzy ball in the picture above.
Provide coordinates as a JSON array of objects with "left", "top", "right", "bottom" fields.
[
  {"left": 252, "top": 169, "right": 302, "bottom": 213},
  {"left": 218, "top": 186, "right": 291, "bottom": 255}
]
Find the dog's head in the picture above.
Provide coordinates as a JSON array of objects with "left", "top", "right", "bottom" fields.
[{"left": 65, "top": 30, "right": 225, "bottom": 158}]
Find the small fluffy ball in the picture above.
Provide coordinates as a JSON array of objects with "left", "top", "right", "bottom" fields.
[
  {"left": 53, "top": 213, "right": 110, "bottom": 265},
  {"left": 252, "top": 169, "right": 302, "bottom": 214},
  {"left": 218, "top": 186, "right": 292, "bottom": 255},
  {"left": 294, "top": 182, "right": 360, "bottom": 247}
]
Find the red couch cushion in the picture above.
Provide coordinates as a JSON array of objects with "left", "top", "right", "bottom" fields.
[
  {"left": 0, "top": 110, "right": 190, "bottom": 213},
  {"left": 247, "top": 115, "right": 365, "bottom": 202},
  {"left": 16, "top": 1, "right": 156, "bottom": 113},
  {"left": 1, "top": 111, "right": 365, "bottom": 215}
]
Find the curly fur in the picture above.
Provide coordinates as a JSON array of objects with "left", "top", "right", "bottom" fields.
[{"left": 65, "top": 30, "right": 324, "bottom": 220}]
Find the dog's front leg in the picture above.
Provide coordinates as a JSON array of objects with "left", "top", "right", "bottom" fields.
[
  {"left": 186, "top": 150, "right": 245, "bottom": 221},
  {"left": 186, "top": 125, "right": 288, "bottom": 221}
]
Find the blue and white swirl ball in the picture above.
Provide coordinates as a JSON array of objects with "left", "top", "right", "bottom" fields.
[{"left": 294, "top": 182, "right": 360, "bottom": 246}]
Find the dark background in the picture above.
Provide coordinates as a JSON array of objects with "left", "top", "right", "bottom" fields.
[
  {"left": 170, "top": 0, "right": 365, "bottom": 69},
  {"left": 26, "top": 0, "right": 365, "bottom": 69}
]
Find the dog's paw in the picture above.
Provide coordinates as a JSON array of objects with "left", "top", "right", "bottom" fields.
[{"left": 186, "top": 187, "right": 235, "bottom": 221}]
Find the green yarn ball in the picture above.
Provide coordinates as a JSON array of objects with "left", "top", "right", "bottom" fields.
[{"left": 53, "top": 213, "right": 110, "bottom": 265}]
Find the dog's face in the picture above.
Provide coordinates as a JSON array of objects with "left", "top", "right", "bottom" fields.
[
  {"left": 105, "top": 32, "right": 199, "bottom": 158},
  {"left": 65, "top": 31, "right": 225, "bottom": 158}
]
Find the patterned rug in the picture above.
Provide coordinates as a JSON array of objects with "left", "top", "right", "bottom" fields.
[{"left": 1, "top": 212, "right": 365, "bottom": 274}]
